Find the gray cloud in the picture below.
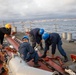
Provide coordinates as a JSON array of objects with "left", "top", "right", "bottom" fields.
[{"left": 0, "top": 0, "right": 76, "bottom": 20}]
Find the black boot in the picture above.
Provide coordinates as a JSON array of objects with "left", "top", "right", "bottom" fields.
[
  {"left": 33, "top": 62, "right": 41, "bottom": 68},
  {"left": 64, "top": 56, "right": 68, "bottom": 62},
  {"left": 40, "top": 51, "right": 47, "bottom": 58},
  {"left": 40, "top": 54, "right": 46, "bottom": 58}
]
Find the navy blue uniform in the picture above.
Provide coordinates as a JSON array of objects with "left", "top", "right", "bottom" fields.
[
  {"left": 30, "top": 28, "right": 42, "bottom": 48},
  {"left": 18, "top": 42, "right": 39, "bottom": 63},
  {"left": 44, "top": 33, "right": 67, "bottom": 57},
  {"left": 0, "top": 27, "right": 11, "bottom": 45}
]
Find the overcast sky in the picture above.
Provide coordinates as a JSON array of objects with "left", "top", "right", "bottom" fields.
[{"left": 0, "top": 0, "right": 76, "bottom": 20}]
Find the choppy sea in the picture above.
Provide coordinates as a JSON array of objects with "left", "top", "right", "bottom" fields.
[{"left": 0, "top": 19, "right": 76, "bottom": 39}]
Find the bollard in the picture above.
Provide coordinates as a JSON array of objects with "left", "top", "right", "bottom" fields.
[
  {"left": 25, "top": 28, "right": 30, "bottom": 32},
  {"left": 12, "top": 26, "right": 17, "bottom": 32},
  {"left": 67, "top": 33, "right": 72, "bottom": 41},
  {"left": 62, "top": 32, "right": 67, "bottom": 39},
  {"left": 25, "top": 28, "right": 30, "bottom": 36}
]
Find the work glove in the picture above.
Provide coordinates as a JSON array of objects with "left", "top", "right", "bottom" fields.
[
  {"left": 34, "top": 47, "right": 38, "bottom": 51},
  {"left": 12, "top": 36, "right": 15, "bottom": 39}
]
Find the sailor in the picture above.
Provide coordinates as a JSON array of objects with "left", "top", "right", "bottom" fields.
[
  {"left": 18, "top": 36, "right": 41, "bottom": 67},
  {"left": 41, "top": 32, "right": 68, "bottom": 62},
  {"left": 0, "top": 24, "right": 11, "bottom": 48},
  {"left": 29, "top": 28, "right": 44, "bottom": 50}
]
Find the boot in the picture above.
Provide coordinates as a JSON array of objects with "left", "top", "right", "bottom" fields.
[
  {"left": 64, "top": 56, "right": 68, "bottom": 62},
  {"left": 40, "top": 54, "right": 46, "bottom": 58},
  {"left": 32, "top": 59, "right": 35, "bottom": 62},
  {"left": 33, "top": 62, "right": 41, "bottom": 68},
  {"left": 40, "top": 50, "right": 47, "bottom": 58}
]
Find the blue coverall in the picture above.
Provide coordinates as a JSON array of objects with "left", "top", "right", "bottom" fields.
[
  {"left": 30, "top": 28, "right": 42, "bottom": 48},
  {"left": 18, "top": 42, "right": 39, "bottom": 63},
  {"left": 44, "top": 33, "right": 67, "bottom": 57}
]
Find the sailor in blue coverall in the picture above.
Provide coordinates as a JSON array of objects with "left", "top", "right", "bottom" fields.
[
  {"left": 18, "top": 36, "right": 40, "bottom": 67},
  {"left": 41, "top": 32, "right": 68, "bottom": 62},
  {"left": 29, "top": 28, "right": 44, "bottom": 49}
]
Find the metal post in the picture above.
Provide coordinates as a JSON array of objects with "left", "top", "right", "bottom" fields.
[
  {"left": 62, "top": 32, "right": 67, "bottom": 39},
  {"left": 12, "top": 26, "right": 17, "bottom": 32},
  {"left": 67, "top": 33, "right": 72, "bottom": 41}
]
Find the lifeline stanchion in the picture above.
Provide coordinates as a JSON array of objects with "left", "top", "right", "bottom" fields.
[
  {"left": 62, "top": 32, "right": 67, "bottom": 39},
  {"left": 67, "top": 33, "right": 72, "bottom": 41}
]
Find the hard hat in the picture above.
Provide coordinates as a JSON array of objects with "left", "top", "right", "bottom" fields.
[
  {"left": 39, "top": 28, "right": 44, "bottom": 35},
  {"left": 42, "top": 32, "right": 50, "bottom": 40},
  {"left": 22, "top": 36, "right": 29, "bottom": 40},
  {"left": 5, "top": 23, "right": 11, "bottom": 29}
]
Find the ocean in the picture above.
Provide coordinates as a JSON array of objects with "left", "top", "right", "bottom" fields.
[{"left": 0, "top": 18, "right": 76, "bottom": 39}]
